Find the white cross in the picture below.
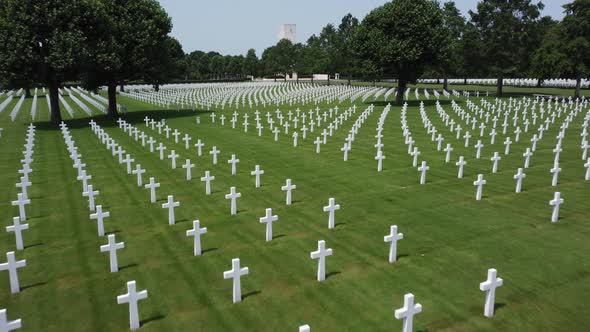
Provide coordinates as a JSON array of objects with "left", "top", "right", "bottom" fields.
[
  {"left": 117, "top": 280, "right": 148, "bottom": 330},
  {"left": 259, "top": 208, "right": 279, "bottom": 242},
  {"left": 314, "top": 137, "right": 321, "bottom": 153},
  {"left": 144, "top": 177, "right": 160, "bottom": 203},
  {"left": 310, "top": 240, "right": 332, "bottom": 282},
  {"left": 490, "top": 152, "right": 501, "bottom": 173},
  {"left": 250, "top": 165, "right": 264, "bottom": 188},
  {"left": 156, "top": 143, "right": 166, "bottom": 160},
  {"left": 90, "top": 205, "right": 110, "bottom": 236},
  {"left": 375, "top": 150, "right": 385, "bottom": 171},
  {"left": 550, "top": 163, "right": 561, "bottom": 187},
  {"left": 6, "top": 217, "right": 28, "bottom": 251},
  {"left": 182, "top": 134, "right": 192, "bottom": 150},
  {"left": 549, "top": 191, "right": 564, "bottom": 223},
  {"left": 122, "top": 154, "right": 134, "bottom": 174},
  {"left": 273, "top": 127, "right": 280, "bottom": 141},
  {"left": 475, "top": 140, "right": 484, "bottom": 159},
  {"left": 15, "top": 177, "right": 31, "bottom": 200},
  {"left": 479, "top": 268, "right": 503, "bottom": 318},
  {"left": 456, "top": 156, "right": 466, "bottom": 179},
  {"left": 77, "top": 170, "right": 92, "bottom": 193},
  {"left": 435, "top": 134, "right": 444, "bottom": 151},
  {"left": 172, "top": 129, "right": 180, "bottom": 143},
  {"left": 299, "top": 324, "right": 310, "bottom": 332},
  {"left": 0, "top": 309, "right": 21, "bottom": 331},
  {"left": 147, "top": 137, "right": 155, "bottom": 152},
  {"left": 82, "top": 184, "right": 99, "bottom": 211},
  {"left": 584, "top": 158, "right": 590, "bottom": 181},
  {"left": 225, "top": 187, "right": 241, "bottom": 215},
  {"left": 162, "top": 195, "right": 180, "bottom": 225},
  {"left": 281, "top": 179, "right": 296, "bottom": 205},
  {"left": 228, "top": 154, "right": 240, "bottom": 175},
  {"left": 394, "top": 293, "right": 422, "bottom": 332},
  {"left": 186, "top": 220, "right": 207, "bottom": 256},
  {"left": 473, "top": 174, "right": 486, "bottom": 201},
  {"left": 418, "top": 161, "right": 429, "bottom": 185},
  {"left": 411, "top": 148, "right": 420, "bottom": 167},
  {"left": 504, "top": 137, "right": 512, "bottom": 155},
  {"left": 11, "top": 193, "right": 30, "bottom": 221},
  {"left": 194, "top": 139, "right": 204, "bottom": 156},
  {"left": 384, "top": 225, "right": 403, "bottom": 263},
  {"left": 132, "top": 164, "right": 146, "bottom": 187},
  {"left": 514, "top": 168, "right": 526, "bottom": 193},
  {"left": 464, "top": 131, "right": 471, "bottom": 147},
  {"left": 0, "top": 251, "right": 26, "bottom": 294},
  {"left": 100, "top": 234, "right": 124, "bottom": 273},
  {"left": 168, "top": 150, "right": 179, "bottom": 169},
  {"left": 323, "top": 197, "right": 341, "bottom": 229},
  {"left": 210, "top": 146, "right": 220, "bottom": 165},
  {"left": 531, "top": 134, "right": 539, "bottom": 151},
  {"left": 341, "top": 143, "right": 350, "bottom": 161},
  {"left": 489, "top": 128, "right": 497, "bottom": 144},
  {"left": 223, "top": 258, "right": 249, "bottom": 303},
  {"left": 443, "top": 144, "right": 453, "bottom": 163},
  {"left": 200, "top": 171, "right": 215, "bottom": 195},
  {"left": 182, "top": 159, "right": 195, "bottom": 180},
  {"left": 523, "top": 148, "right": 533, "bottom": 168}
]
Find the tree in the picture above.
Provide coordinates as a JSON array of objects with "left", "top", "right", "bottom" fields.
[
  {"left": 0, "top": 0, "right": 103, "bottom": 124},
  {"left": 561, "top": 0, "right": 590, "bottom": 98},
  {"left": 318, "top": 24, "right": 341, "bottom": 85},
  {"left": 145, "top": 36, "right": 186, "bottom": 91},
  {"left": 304, "top": 35, "right": 328, "bottom": 84},
  {"left": 355, "top": 0, "right": 447, "bottom": 105},
  {"left": 244, "top": 49, "right": 259, "bottom": 78},
  {"left": 439, "top": 1, "right": 466, "bottom": 91},
  {"left": 337, "top": 14, "right": 360, "bottom": 85},
  {"left": 82, "top": 0, "right": 172, "bottom": 117},
  {"left": 530, "top": 24, "right": 568, "bottom": 87},
  {"left": 469, "top": 0, "right": 544, "bottom": 96}
]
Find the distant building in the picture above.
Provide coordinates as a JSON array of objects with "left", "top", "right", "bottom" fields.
[{"left": 278, "top": 24, "right": 296, "bottom": 43}]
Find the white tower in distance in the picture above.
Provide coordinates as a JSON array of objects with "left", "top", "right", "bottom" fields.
[{"left": 278, "top": 24, "right": 296, "bottom": 43}]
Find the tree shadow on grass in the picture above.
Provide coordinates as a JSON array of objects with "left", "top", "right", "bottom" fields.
[
  {"left": 34, "top": 108, "right": 213, "bottom": 131},
  {"left": 368, "top": 99, "right": 453, "bottom": 108},
  {"left": 140, "top": 313, "right": 166, "bottom": 327}
]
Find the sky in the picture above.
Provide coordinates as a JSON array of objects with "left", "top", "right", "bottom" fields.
[{"left": 158, "top": 0, "right": 571, "bottom": 57}]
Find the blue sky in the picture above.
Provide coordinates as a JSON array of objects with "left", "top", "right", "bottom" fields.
[{"left": 158, "top": 0, "right": 571, "bottom": 56}]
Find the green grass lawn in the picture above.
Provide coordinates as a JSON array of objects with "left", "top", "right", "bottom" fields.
[{"left": 0, "top": 87, "right": 589, "bottom": 331}]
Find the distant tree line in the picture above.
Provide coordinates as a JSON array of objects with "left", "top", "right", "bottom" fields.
[{"left": 1, "top": 0, "right": 589, "bottom": 125}]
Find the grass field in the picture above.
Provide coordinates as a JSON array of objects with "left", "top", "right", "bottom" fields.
[{"left": 0, "top": 86, "right": 589, "bottom": 331}]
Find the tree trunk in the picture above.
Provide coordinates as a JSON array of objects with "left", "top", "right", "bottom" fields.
[
  {"left": 496, "top": 76, "right": 503, "bottom": 97},
  {"left": 373, "top": 80, "right": 376, "bottom": 87},
  {"left": 327, "top": 75, "right": 331, "bottom": 86},
  {"left": 396, "top": 80, "right": 407, "bottom": 106},
  {"left": 154, "top": 83, "right": 160, "bottom": 92},
  {"left": 120, "top": 82, "right": 125, "bottom": 93},
  {"left": 107, "top": 81, "right": 119, "bottom": 117},
  {"left": 443, "top": 77, "right": 448, "bottom": 91},
  {"left": 25, "top": 87, "right": 32, "bottom": 98},
  {"left": 49, "top": 78, "right": 62, "bottom": 125},
  {"left": 436, "top": 78, "right": 440, "bottom": 84},
  {"left": 296, "top": 75, "right": 299, "bottom": 84},
  {"left": 536, "top": 78, "right": 543, "bottom": 88},
  {"left": 347, "top": 73, "right": 351, "bottom": 86},
  {"left": 311, "top": 76, "right": 314, "bottom": 85},
  {"left": 464, "top": 78, "right": 467, "bottom": 85}
]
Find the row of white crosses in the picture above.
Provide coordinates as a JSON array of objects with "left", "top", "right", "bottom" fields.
[
  {"left": 341, "top": 105, "right": 374, "bottom": 161},
  {"left": 374, "top": 104, "right": 392, "bottom": 171},
  {"left": 0, "top": 125, "right": 37, "bottom": 331},
  {"left": 67, "top": 122, "right": 129, "bottom": 274}
]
